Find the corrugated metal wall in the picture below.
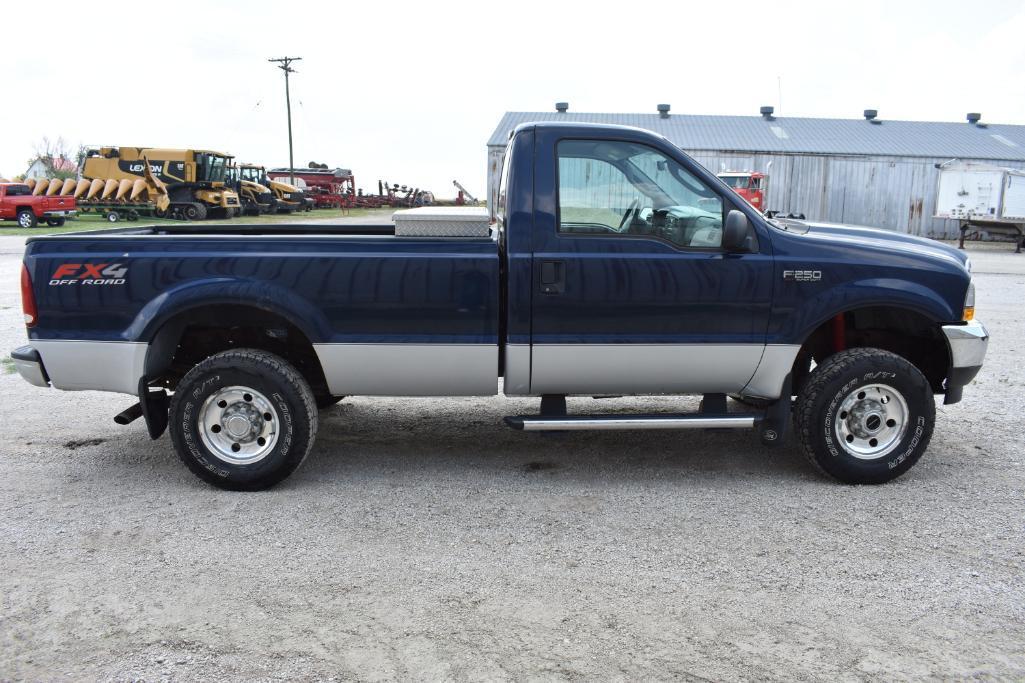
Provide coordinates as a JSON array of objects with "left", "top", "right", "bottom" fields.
[{"left": 487, "top": 144, "right": 1025, "bottom": 238}]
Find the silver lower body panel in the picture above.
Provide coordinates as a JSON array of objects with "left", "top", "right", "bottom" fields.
[
  {"left": 314, "top": 343, "right": 498, "bottom": 396},
  {"left": 30, "top": 340, "right": 147, "bottom": 395},
  {"left": 529, "top": 343, "right": 770, "bottom": 396}
]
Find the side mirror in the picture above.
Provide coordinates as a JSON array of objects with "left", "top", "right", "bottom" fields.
[{"left": 723, "top": 209, "right": 752, "bottom": 252}]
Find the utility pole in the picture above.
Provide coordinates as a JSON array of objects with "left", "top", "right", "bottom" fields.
[{"left": 268, "top": 56, "right": 302, "bottom": 186}]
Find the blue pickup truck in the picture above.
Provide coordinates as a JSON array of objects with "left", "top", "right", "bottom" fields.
[{"left": 11, "top": 122, "right": 988, "bottom": 490}]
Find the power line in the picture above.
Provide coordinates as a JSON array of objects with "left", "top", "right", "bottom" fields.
[{"left": 268, "top": 56, "right": 302, "bottom": 185}]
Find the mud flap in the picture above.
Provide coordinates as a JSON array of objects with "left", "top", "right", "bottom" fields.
[
  {"left": 759, "top": 373, "right": 792, "bottom": 448},
  {"left": 137, "top": 378, "right": 169, "bottom": 440}
]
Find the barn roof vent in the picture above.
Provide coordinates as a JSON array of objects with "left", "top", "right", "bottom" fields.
[
  {"left": 759, "top": 105, "right": 775, "bottom": 119},
  {"left": 864, "top": 109, "right": 878, "bottom": 120},
  {"left": 967, "top": 112, "right": 982, "bottom": 125},
  {"left": 555, "top": 102, "right": 569, "bottom": 113},
  {"left": 657, "top": 104, "right": 671, "bottom": 118}
]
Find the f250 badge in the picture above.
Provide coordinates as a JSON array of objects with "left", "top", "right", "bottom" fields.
[
  {"left": 783, "top": 269, "right": 822, "bottom": 282},
  {"left": 49, "top": 263, "right": 128, "bottom": 286}
]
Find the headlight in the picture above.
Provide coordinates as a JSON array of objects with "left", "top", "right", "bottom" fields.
[{"left": 963, "top": 280, "right": 975, "bottom": 321}]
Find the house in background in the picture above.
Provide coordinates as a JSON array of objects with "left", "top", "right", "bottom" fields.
[{"left": 23, "top": 156, "right": 77, "bottom": 180}]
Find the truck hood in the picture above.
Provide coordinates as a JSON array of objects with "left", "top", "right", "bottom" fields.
[{"left": 774, "top": 218, "right": 969, "bottom": 271}]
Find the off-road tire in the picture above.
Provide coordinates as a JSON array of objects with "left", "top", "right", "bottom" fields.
[
  {"left": 796, "top": 348, "right": 935, "bottom": 484},
  {"left": 169, "top": 349, "right": 318, "bottom": 491},
  {"left": 17, "top": 210, "right": 37, "bottom": 229}
]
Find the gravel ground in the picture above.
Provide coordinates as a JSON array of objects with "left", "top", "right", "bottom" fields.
[{"left": 0, "top": 230, "right": 1023, "bottom": 681}]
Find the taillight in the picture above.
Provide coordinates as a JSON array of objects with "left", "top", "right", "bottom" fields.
[{"left": 21, "top": 263, "right": 37, "bottom": 327}]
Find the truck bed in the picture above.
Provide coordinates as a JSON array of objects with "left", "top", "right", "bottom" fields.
[
  {"left": 33, "top": 222, "right": 400, "bottom": 238},
  {"left": 24, "top": 225, "right": 501, "bottom": 396}
]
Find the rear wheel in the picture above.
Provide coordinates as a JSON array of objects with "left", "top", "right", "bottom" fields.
[
  {"left": 105, "top": 211, "right": 119, "bottom": 223},
  {"left": 168, "top": 349, "right": 318, "bottom": 491},
  {"left": 17, "top": 210, "right": 37, "bottom": 228},
  {"left": 796, "top": 348, "right": 934, "bottom": 484},
  {"left": 46, "top": 217, "right": 66, "bottom": 227}
]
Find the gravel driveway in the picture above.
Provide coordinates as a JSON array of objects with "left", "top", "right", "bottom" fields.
[{"left": 0, "top": 231, "right": 1023, "bottom": 681}]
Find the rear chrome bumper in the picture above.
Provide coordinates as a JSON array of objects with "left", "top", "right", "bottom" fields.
[
  {"left": 10, "top": 345, "right": 49, "bottom": 388},
  {"left": 941, "top": 320, "right": 989, "bottom": 404}
]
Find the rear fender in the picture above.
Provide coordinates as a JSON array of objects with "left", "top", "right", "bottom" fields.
[{"left": 127, "top": 278, "right": 331, "bottom": 376}]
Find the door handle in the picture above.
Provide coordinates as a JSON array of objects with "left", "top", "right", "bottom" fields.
[{"left": 540, "top": 260, "right": 565, "bottom": 295}]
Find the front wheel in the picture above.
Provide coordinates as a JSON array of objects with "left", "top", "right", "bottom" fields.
[
  {"left": 795, "top": 348, "right": 935, "bottom": 484},
  {"left": 168, "top": 349, "right": 318, "bottom": 491}
]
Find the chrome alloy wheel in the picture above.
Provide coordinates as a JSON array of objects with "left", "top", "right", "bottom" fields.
[
  {"left": 18, "top": 212, "right": 33, "bottom": 228},
  {"left": 199, "top": 386, "right": 279, "bottom": 465},
  {"left": 834, "top": 383, "right": 909, "bottom": 460}
]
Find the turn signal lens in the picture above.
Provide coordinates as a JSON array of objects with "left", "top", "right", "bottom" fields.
[{"left": 963, "top": 281, "right": 975, "bottom": 321}]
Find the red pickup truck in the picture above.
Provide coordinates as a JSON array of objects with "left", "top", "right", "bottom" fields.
[{"left": 0, "top": 182, "right": 78, "bottom": 228}]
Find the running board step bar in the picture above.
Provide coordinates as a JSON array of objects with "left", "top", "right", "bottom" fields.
[{"left": 504, "top": 413, "right": 759, "bottom": 431}]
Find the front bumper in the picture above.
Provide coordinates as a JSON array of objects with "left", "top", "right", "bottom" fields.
[
  {"left": 10, "top": 345, "right": 49, "bottom": 388},
  {"left": 941, "top": 320, "right": 989, "bottom": 404}
]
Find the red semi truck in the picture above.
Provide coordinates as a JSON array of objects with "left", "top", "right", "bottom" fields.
[
  {"left": 717, "top": 171, "right": 767, "bottom": 212},
  {"left": 0, "top": 182, "right": 78, "bottom": 228}
]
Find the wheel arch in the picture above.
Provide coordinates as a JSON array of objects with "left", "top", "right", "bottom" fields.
[
  {"left": 137, "top": 280, "right": 332, "bottom": 396},
  {"left": 796, "top": 303, "right": 951, "bottom": 393}
]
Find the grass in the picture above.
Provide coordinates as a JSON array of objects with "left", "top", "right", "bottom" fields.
[
  {"left": 1, "top": 356, "right": 14, "bottom": 375},
  {"left": 0, "top": 207, "right": 395, "bottom": 237}
]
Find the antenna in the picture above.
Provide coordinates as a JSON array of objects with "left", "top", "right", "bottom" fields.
[{"left": 268, "top": 56, "right": 303, "bottom": 186}]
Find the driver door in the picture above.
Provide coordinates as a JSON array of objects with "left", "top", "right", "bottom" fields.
[{"left": 529, "top": 133, "right": 774, "bottom": 395}]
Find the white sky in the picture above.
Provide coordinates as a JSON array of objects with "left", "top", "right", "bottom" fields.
[{"left": 2, "top": 0, "right": 1024, "bottom": 198}]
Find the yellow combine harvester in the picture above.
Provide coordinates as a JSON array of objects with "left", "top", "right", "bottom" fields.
[{"left": 36, "top": 147, "right": 241, "bottom": 221}]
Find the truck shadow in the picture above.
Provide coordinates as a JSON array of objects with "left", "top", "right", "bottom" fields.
[
  {"left": 72, "top": 396, "right": 819, "bottom": 488},
  {"left": 295, "top": 397, "right": 817, "bottom": 487}
]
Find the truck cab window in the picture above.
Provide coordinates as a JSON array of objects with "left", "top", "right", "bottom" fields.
[
  {"left": 557, "top": 140, "right": 724, "bottom": 248},
  {"left": 5, "top": 184, "right": 31, "bottom": 196}
]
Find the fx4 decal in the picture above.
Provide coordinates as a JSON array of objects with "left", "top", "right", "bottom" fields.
[{"left": 49, "top": 263, "right": 128, "bottom": 286}]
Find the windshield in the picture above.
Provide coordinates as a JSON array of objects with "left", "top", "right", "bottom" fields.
[
  {"left": 240, "top": 166, "right": 265, "bottom": 183},
  {"left": 719, "top": 176, "right": 749, "bottom": 189},
  {"left": 197, "top": 153, "right": 229, "bottom": 183}
]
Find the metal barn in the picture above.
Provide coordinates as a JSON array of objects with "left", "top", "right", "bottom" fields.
[{"left": 486, "top": 106, "right": 1025, "bottom": 238}]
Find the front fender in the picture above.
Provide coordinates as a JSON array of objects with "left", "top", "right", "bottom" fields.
[{"left": 773, "top": 277, "right": 958, "bottom": 345}]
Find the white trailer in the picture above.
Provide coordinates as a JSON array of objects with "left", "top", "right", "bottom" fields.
[{"left": 935, "top": 160, "right": 1025, "bottom": 252}]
